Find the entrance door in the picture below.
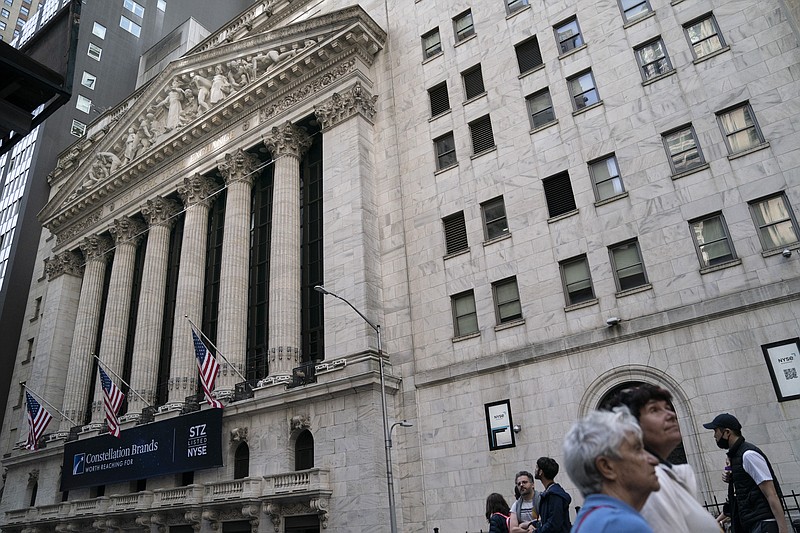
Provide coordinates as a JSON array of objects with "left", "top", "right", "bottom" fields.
[{"left": 284, "top": 514, "right": 320, "bottom": 533}]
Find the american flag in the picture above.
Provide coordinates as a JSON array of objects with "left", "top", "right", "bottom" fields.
[
  {"left": 192, "top": 329, "right": 223, "bottom": 409},
  {"left": 99, "top": 366, "right": 124, "bottom": 438},
  {"left": 25, "top": 391, "right": 53, "bottom": 450}
]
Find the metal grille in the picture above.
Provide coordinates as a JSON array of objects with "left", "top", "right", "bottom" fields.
[
  {"left": 428, "top": 82, "right": 450, "bottom": 117},
  {"left": 469, "top": 115, "right": 495, "bottom": 155},
  {"left": 516, "top": 37, "right": 542, "bottom": 74},
  {"left": 462, "top": 65, "right": 485, "bottom": 100},
  {"left": 543, "top": 172, "right": 577, "bottom": 218},
  {"left": 443, "top": 212, "right": 468, "bottom": 255}
]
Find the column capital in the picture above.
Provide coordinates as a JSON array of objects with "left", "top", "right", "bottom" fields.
[
  {"left": 218, "top": 149, "right": 261, "bottom": 186},
  {"left": 262, "top": 121, "right": 312, "bottom": 160},
  {"left": 178, "top": 173, "right": 218, "bottom": 207},
  {"left": 314, "top": 81, "right": 378, "bottom": 130},
  {"left": 109, "top": 215, "right": 146, "bottom": 246},
  {"left": 79, "top": 235, "right": 113, "bottom": 263},
  {"left": 44, "top": 250, "right": 84, "bottom": 280},
  {"left": 142, "top": 196, "right": 181, "bottom": 228}
]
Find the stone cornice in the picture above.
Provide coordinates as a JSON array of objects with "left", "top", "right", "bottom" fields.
[
  {"left": 314, "top": 80, "right": 378, "bottom": 130},
  {"left": 44, "top": 251, "right": 84, "bottom": 280}
]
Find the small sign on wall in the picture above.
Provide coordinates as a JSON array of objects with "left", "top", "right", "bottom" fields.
[
  {"left": 485, "top": 399, "right": 515, "bottom": 450},
  {"left": 762, "top": 338, "right": 800, "bottom": 402}
]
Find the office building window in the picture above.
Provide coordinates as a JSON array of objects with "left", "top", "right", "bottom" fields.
[
  {"left": 609, "top": 239, "right": 648, "bottom": 291},
  {"left": 506, "top": 0, "right": 529, "bottom": 14},
  {"left": 422, "top": 28, "right": 442, "bottom": 59},
  {"left": 462, "top": 64, "right": 485, "bottom": 100},
  {"left": 619, "top": 0, "right": 651, "bottom": 22},
  {"left": 634, "top": 38, "right": 672, "bottom": 80},
  {"left": 453, "top": 10, "right": 474, "bottom": 42},
  {"left": 76, "top": 95, "right": 92, "bottom": 114},
  {"left": 493, "top": 277, "right": 522, "bottom": 324},
  {"left": 428, "top": 82, "right": 450, "bottom": 118},
  {"left": 684, "top": 14, "right": 725, "bottom": 59},
  {"left": 690, "top": 213, "right": 736, "bottom": 267},
  {"left": 481, "top": 196, "right": 508, "bottom": 240},
  {"left": 554, "top": 17, "right": 583, "bottom": 55},
  {"left": 526, "top": 88, "right": 556, "bottom": 129},
  {"left": 119, "top": 15, "right": 141, "bottom": 37},
  {"left": 451, "top": 290, "right": 478, "bottom": 337},
  {"left": 662, "top": 125, "right": 704, "bottom": 174},
  {"left": 123, "top": 0, "right": 144, "bottom": 18},
  {"left": 589, "top": 155, "right": 625, "bottom": 202},
  {"left": 543, "top": 172, "right": 577, "bottom": 218},
  {"left": 434, "top": 132, "right": 457, "bottom": 170},
  {"left": 71, "top": 120, "right": 86, "bottom": 137},
  {"left": 19, "top": 6, "right": 27, "bottom": 16},
  {"left": 443, "top": 212, "right": 468, "bottom": 255},
  {"left": 567, "top": 70, "right": 600, "bottom": 111},
  {"left": 1, "top": 9, "right": 9, "bottom": 18},
  {"left": 92, "top": 21, "right": 106, "bottom": 39},
  {"left": 81, "top": 71, "right": 96, "bottom": 90},
  {"left": 469, "top": 115, "right": 495, "bottom": 155},
  {"left": 515, "top": 36, "right": 543, "bottom": 75},
  {"left": 749, "top": 193, "right": 800, "bottom": 251},
  {"left": 0, "top": 21, "right": 5, "bottom": 30},
  {"left": 87, "top": 43, "right": 102, "bottom": 61},
  {"left": 2, "top": 0, "right": 10, "bottom": 6},
  {"left": 560, "top": 255, "right": 595, "bottom": 305},
  {"left": 717, "top": 102, "right": 765, "bottom": 155},
  {"left": 157, "top": 0, "right": 166, "bottom": 11}
]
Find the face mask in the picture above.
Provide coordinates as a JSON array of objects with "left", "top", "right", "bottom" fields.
[{"left": 716, "top": 434, "right": 730, "bottom": 449}]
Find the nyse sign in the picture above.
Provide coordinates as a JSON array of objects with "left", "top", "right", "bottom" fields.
[{"left": 61, "top": 409, "right": 223, "bottom": 491}]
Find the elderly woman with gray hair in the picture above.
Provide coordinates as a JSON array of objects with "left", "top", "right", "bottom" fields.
[{"left": 563, "top": 408, "right": 660, "bottom": 532}]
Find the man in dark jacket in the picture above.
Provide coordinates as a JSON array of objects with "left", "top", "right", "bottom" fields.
[{"left": 531, "top": 456, "right": 572, "bottom": 533}]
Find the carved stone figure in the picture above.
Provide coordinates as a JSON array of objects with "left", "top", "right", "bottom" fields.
[
  {"left": 156, "top": 78, "right": 185, "bottom": 131},
  {"left": 123, "top": 127, "right": 137, "bottom": 162},
  {"left": 180, "top": 89, "right": 199, "bottom": 126},
  {"left": 190, "top": 72, "right": 212, "bottom": 114},
  {"left": 135, "top": 114, "right": 155, "bottom": 158},
  {"left": 210, "top": 65, "right": 231, "bottom": 104}
]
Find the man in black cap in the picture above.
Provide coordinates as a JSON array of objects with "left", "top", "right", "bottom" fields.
[{"left": 703, "top": 413, "right": 788, "bottom": 533}]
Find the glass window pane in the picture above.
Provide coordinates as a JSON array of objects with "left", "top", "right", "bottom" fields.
[
  {"left": 564, "top": 260, "right": 589, "bottom": 284},
  {"left": 529, "top": 92, "right": 551, "bottom": 114},
  {"left": 499, "top": 301, "right": 522, "bottom": 321},
  {"left": 455, "top": 295, "right": 475, "bottom": 316},
  {"left": 613, "top": 243, "right": 640, "bottom": 269},
  {"left": 496, "top": 282, "right": 518, "bottom": 303},
  {"left": 761, "top": 221, "right": 798, "bottom": 249},
  {"left": 752, "top": 197, "right": 789, "bottom": 226},
  {"left": 457, "top": 314, "right": 478, "bottom": 335},
  {"left": 687, "top": 19, "right": 714, "bottom": 43},
  {"left": 720, "top": 107, "right": 752, "bottom": 134}
]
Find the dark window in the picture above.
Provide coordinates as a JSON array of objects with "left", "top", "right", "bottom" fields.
[
  {"left": 29, "top": 482, "right": 37, "bottom": 507},
  {"left": 157, "top": 211, "right": 184, "bottom": 405},
  {"left": 422, "top": 28, "right": 441, "bottom": 59},
  {"left": 462, "top": 64, "right": 485, "bottom": 100},
  {"left": 634, "top": 38, "right": 672, "bottom": 80},
  {"left": 248, "top": 163, "right": 273, "bottom": 380},
  {"left": 609, "top": 240, "right": 648, "bottom": 291},
  {"left": 717, "top": 102, "right": 765, "bottom": 155},
  {"left": 749, "top": 193, "right": 800, "bottom": 251},
  {"left": 295, "top": 430, "right": 314, "bottom": 470},
  {"left": 453, "top": 10, "right": 474, "bottom": 42},
  {"left": 493, "top": 277, "right": 522, "bottom": 324},
  {"left": 662, "top": 125, "right": 705, "bottom": 174},
  {"left": 526, "top": 89, "right": 555, "bottom": 129},
  {"left": 543, "top": 172, "right": 577, "bottom": 218},
  {"left": 506, "top": 0, "right": 529, "bottom": 14},
  {"left": 515, "top": 37, "right": 542, "bottom": 74},
  {"left": 301, "top": 134, "right": 324, "bottom": 364},
  {"left": 589, "top": 155, "right": 625, "bottom": 202},
  {"left": 443, "top": 212, "right": 468, "bottom": 255},
  {"left": 690, "top": 213, "right": 736, "bottom": 267},
  {"left": 202, "top": 186, "right": 226, "bottom": 353},
  {"left": 181, "top": 471, "right": 194, "bottom": 486},
  {"left": 234, "top": 442, "right": 250, "bottom": 479},
  {"left": 684, "top": 14, "right": 725, "bottom": 59},
  {"left": 434, "top": 132, "right": 457, "bottom": 170},
  {"left": 451, "top": 290, "right": 478, "bottom": 337},
  {"left": 469, "top": 115, "right": 495, "bottom": 155},
  {"left": 560, "top": 256, "right": 595, "bottom": 305},
  {"left": 567, "top": 70, "right": 599, "bottom": 111},
  {"left": 428, "top": 82, "right": 450, "bottom": 117},
  {"left": 481, "top": 196, "right": 508, "bottom": 240},
  {"left": 554, "top": 17, "right": 584, "bottom": 54},
  {"left": 619, "top": 0, "right": 651, "bottom": 22}
]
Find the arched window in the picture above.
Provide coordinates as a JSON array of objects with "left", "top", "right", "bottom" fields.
[
  {"left": 295, "top": 430, "right": 314, "bottom": 471},
  {"left": 234, "top": 442, "right": 249, "bottom": 479},
  {"left": 28, "top": 482, "right": 37, "bottom": 507}
]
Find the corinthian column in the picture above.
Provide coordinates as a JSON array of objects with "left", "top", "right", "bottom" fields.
[
  {"left": 60, "top": 235, "right": 112, "bottom": 430},
  {"left": 91, "top": 216, "right": 146, "bottom": 424},
  {"left": 262, "top": 122, "right": 312, "bottom": 377},
  {"left": 168, "top": 174, "right": 217, "bottom": 405},
  {"left": 127, "top": 197, "right": 180, "bottom": 416},
  {"left": 216, "top": 149, "right": 260, "bottom": 392}
]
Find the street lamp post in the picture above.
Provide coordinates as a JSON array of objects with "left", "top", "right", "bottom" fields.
[{"left": 314, "top": 285, "right": 403, "bottom": 533}]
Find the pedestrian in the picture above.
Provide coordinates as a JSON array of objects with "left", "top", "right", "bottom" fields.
[
  {"left": 703, "top": 413, "right": 788, "bottom": 533},
  {"left": 486, "top": 492, "right": 512, "bottom": 533},
  {"left": 563, "top": 408, "right": 660, "bottom": 532},
  {"left": 509, "top": 470, "right": 541, "bottom": 532},
  {"left": 531, "top": 456, "right": 572, "bottom": 532}
]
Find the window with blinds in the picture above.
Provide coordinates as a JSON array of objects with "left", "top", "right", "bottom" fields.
[
  {"left": 543, "top": 172, "right": 577, "bottom": 218},
  {"left": 492, "top": 277, "right": 522, "bottom": 324},
  {"left": 469, "top": 115, "right": 495, "bottom": 155},
  {"left": 609, "top": 240, "right": 648, "bottom": 291},
  {"left": 560, "top": 255, "right": 595, "bottom": 305},
  {"left": 462, "top": 64, "right": 485, "bottom": 100},
  {"left": 428, "top": 82, "right": 450, "bottom": 118},
  {"left": 443, "top": 212, "right": 468, "bottom": 255},
  {"left": 515, "top": 37, "right": 543, "bottom": 74}
]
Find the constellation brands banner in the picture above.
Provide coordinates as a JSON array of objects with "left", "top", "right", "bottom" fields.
[{"left": 61, "top": 409, "right": 223, "bottom": 491}]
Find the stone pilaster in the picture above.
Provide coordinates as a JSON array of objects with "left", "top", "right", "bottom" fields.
[
  {"left": 168, "top": 174, "right": 218, "bottom": 405},
  {"left": 127, "top": 197, "right": 180, "bottom": 415},
  {"left": 91, "top": 216, "right": 146, "bottom": 423},
  {"left": 262, "top": 122, "right": 312, "bottom": 376},
  {"left": 216, "top": 149, "right": 261, "bottom": 391},
  {"left": 60, "top": 235, "right": 112, "bottom": 430},
  {"left": 314, "top": 81, "right": 378, "bottom": 131}
]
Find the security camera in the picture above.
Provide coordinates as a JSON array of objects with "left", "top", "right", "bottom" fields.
[
  {"left": 606, "top": 317, "right": 621, "bottom": 327},
  {"left": 782, "top": 249, "right": 792, "bottom": 258},
  {"left": 512, "top": 424, "right": 522, "bottom": 434}
]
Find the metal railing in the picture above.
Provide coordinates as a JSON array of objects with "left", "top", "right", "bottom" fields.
[{"left": 703, "top": 490, "right": 800, "bottom": 532}]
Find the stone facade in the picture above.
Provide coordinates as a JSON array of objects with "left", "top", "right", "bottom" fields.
[{"left": 1, "top": 0, "right": 800, "bottom": 532}]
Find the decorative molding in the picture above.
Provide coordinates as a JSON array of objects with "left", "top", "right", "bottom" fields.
[
  {"left": 177, "top": 174, "right": 219, "bottom": 208},
  {"left": 109, "top": 215, "right": 146, "bottom": 246},
  {"left": 231, "top": 427, "right": 249, "bottom": 443},
  {"left": 290, "top": 414, "right": 311, "bottom": 431},
  {"left": 218, "top": 149, "right": 261, "bottom": 185},
  {"left": 44, "top": 251, "right": 84, "bottom": 280},
  {"left": 79, "top": 235, "right": 113, "bottom": 264},
  {"left": 314, "top": 80, "right": 378, "bottom": 130},
  {"left": 55, "top": 211, "right": 101, "bottom": 248},
  {"left": 262, "top": 122, "right": 312, "bottom": 159},
  {"left": 141, "top": 196, "right": 181, "bottom": 228}
]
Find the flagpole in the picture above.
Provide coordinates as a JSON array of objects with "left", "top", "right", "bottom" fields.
[
  {"left": 184, "top": 315, "right": 248, "bottom": 382},
  {"left": 22, "top": 384, "right": 76, "bottom": 425},
  {"left": 92, "top": 354, "right": 152, "bottom": 407}
]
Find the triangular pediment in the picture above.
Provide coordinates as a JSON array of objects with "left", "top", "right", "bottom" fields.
[{"left": 41, "top": 5, "right": 385, "bottom": 238}]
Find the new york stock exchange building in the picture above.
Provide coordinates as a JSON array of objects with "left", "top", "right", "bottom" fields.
[{"left": 3, "top": 0, "right": 800, "bottom": 532}]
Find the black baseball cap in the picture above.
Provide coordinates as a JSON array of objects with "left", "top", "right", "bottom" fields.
[{"left": 702, "top": 413, "right": 742, "bottom": 432}]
